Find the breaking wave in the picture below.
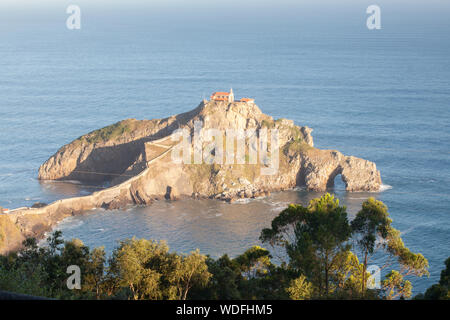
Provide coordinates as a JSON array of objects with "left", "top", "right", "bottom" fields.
[{"left": 379, "top": 184, "right": 393, "bottom": 192}]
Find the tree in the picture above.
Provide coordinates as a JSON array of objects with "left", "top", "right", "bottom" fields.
[
  {"left": 234, "top": 246, "right": 272, "bottom": 279},
  {"left": 286, "top": 275, "right": 313, "bottom": 300},
  {"left": 61, "top": 238, "right": 90, "bottom": 268},
  {"left": 83, "top": 246, "right": 106, "bottom": 299},
  {"left": 328, "top": 250, "right": 366, "bottom": 298},
  {"left": 382, "top": 270, "right": 412, "bottom": 300},
  {"left": 173, "top": 249, "right": 211, "bottom": 300},
  {"left": 40, "top": 231, "right": 69, "bottom": 297},
  {"left": 0, "top": 232, "right": 84, "bottom": 298},
  {"left": 440, "top": 257, "right": 450, "bottom": 288},
  {"left": 351, "top": 197, "right": 391, "bottom": 293},
  {"left": 419, "top": 257, "right": 450, "bottom": 300},
  {"left": 107, "top": 238, "right": 210, "bottom": 300},
  {"left": 47, "top": 230, "right": 64, "bottom": 255},
  {"left": 0, "top": 251, "right": 49, "bottom": 297},
  {"left": 261, "top": 193, "right": 352, "bottom": 297},
  {"left": 108, "top": 238, "right": 167, "bottom": 300},
  {"left": 379, "top": 227, "right": 429, "bottom": 299},
  {"left": 384, "top": 228, "right": 429, "bottom": 278},
  {"left": 194, "top": 254, "right": 243, "bottom": 300},
  {"left": 351, "top": 198, "right": 429, "bottom": 299},
  {"left": 261, "top": 195, "right": 429, "bottom": 299}
]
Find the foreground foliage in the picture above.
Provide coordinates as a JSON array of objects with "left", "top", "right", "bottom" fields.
[
  {"left": 415, "top": 257, "right": 450, "bottom": 300},
  {"left": 260, "top": 194, "right": 429, "bottom": 299},
  {"left": 0, "top": 194, "right": 440, "bottom": 300}
]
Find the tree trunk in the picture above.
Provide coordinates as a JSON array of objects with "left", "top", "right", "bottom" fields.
[
  {"left": 324, "top": 253, "right": 329, "bottom": 296},
  {"left": 182, "top": 286, "right": 189, "bottom": 300},
  {"left": 362, "top": 252, "right": 368, "bottom": 295}
]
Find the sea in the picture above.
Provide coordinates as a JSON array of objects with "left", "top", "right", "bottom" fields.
[{"left": 0, "top": 1, "right": 449, "bottom": 295}]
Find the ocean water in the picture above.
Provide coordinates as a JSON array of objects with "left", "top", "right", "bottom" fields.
[{"left": 0, "top": 2, "right": 449, "bottom": 294}]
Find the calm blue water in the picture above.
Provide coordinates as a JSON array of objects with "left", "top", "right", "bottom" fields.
[{"left": 0, "top": 2, "right": 449, "bottom": 295}]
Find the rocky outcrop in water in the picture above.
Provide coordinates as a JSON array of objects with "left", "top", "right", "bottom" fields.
[
  {"left": 1, "top": 100, "right": 382, "bottom": 254},
  {"left": 38, "top": 100, "right": 381, "bottom": 198}
]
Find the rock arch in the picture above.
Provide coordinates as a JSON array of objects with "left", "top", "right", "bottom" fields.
[
  {"left": 300, "top": 150, "right": 381, "bottom": 192},
  {"left": 326, "top": 166, "right": 345, "bottom": 189}
]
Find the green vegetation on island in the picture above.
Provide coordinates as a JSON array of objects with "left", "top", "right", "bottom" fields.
[{"left": 78, "top": 119, "right": 137, "bottom": 144}]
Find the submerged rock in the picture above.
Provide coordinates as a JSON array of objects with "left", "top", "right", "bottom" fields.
[{"left": 31, "top": 202, "right": 47, "bottom": 208}]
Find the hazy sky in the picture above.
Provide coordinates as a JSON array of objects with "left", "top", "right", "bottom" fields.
[
  {"left": 1, "top": 0, "right": 449, "bottom": 33},
  {"left": 2, "top": 0, "right": 449, "bottom": 14},
  {"left": 1, "top": 0, "right": 449, "bottom": 7}
]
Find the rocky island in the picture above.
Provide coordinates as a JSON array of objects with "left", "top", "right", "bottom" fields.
[{"left": 1, "top": 95, "right": 382, "bottom": 254}]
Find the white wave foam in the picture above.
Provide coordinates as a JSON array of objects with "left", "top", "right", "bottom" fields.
[
  {"left": 379, "top": 184, "right": 393, "bottom": 192},
  {"left": 57, "top": 216, "right": 85, "bottom": 230}
]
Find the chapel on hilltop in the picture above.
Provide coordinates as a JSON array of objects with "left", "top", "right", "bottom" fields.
[{"left": 209, "top": 89, "right": 255, "bottom": 104}]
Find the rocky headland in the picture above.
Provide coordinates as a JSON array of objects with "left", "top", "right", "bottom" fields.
[{"left": 1, "top": 100, "right": 381, "bottom": 254}]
